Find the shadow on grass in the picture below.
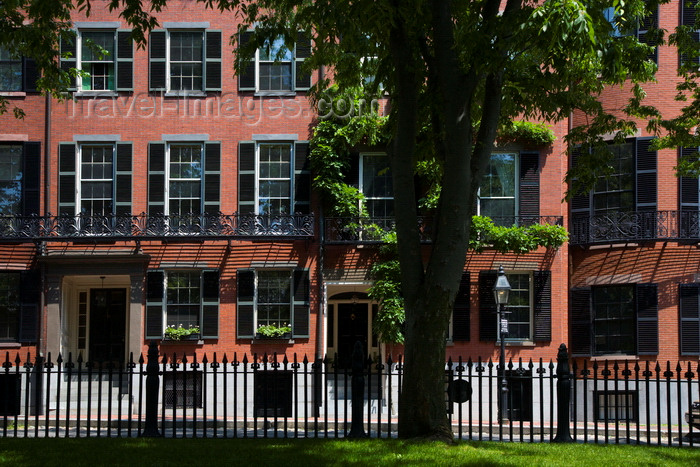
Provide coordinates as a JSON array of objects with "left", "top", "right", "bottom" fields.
[{"left": 1, "top": 438, "right": 699, "bottom": 466}]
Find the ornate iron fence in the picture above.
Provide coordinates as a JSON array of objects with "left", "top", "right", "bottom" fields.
[
  {"left": 570, "top": 211, "right": 700, "bottom": 246},
  {"left": 0, "top": 213, "right": 314, "bottom": 241},
  {"left": 0, "top": 345, "right": 698, "bottom": 445}
]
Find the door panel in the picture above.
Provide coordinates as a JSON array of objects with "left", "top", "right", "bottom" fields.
[
  {"left": 89, "top": 288, "right": 126, "bottom": 363},
  {"left": 336, "top": 303, "right": 368, "bottom": 369}
]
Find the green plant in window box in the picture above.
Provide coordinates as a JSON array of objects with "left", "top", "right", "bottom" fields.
[
  {"left": 163, "top": 325, "right": 200, "bottom": 341},
  {"left": 256, "top": 323, "right": 292, "bottom": 339}
]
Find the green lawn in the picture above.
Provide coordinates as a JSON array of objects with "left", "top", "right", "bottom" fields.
[{"left": 0, "top": 438, "right": 698, "bottom": 466}]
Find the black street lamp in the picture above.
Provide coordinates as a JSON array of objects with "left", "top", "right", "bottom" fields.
[{"left": 493, "top": 265, "right": 511, "bottom": 424}]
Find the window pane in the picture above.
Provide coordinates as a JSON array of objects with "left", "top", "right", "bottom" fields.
[
  {"left": 503, "top": 273, "right": 531, "bottom": 340},
  {"left": 361, "top": 154, "right": 393, "bottom": 218},
  {"left": 166, "top": 271, "right": 200, "bottom": 329},
  {"left": 257, "top": 270, "right": 292, "bottom": 327},
  {"left": 80, "top": 146, "right": 113, "bottom": 216},
  {"left": 80, "top": 32, "right": 115, "bottom": 91},
  {"left": 169, "top": 145, "right": 202, "bottom": 216},
  {"left": 478, "top": 153, "right": 516, "bottom": 225},
  {"left": 0, "top": 145, "right": 22, "bottom": 215},
  {"left": 258, "top": 37, "right": 293, "bottom": 91},
  {"left": 592, "top": 142, "right": 635, "bottom": 214},
  {"left": 170, "top": 32, "right": 203, "bottom": 91},
  {"left": 258, "top": 144, "right": 291, "bottom": 215},
  {"left": 0, "top": 46, "right": 22, "bottom": 91},
  {"left": 593, "top": 285, "right": 636, "bottom": 355}
]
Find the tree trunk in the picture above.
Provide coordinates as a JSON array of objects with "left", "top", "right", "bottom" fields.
[{"left": 398, "top": 290, "right": 453, "bottom": 440}]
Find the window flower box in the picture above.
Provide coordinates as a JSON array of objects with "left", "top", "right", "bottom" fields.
[
  {"left": 162, "top": 333, "right": 201, "bottom": 342},
  {"left": 255, "top": 324, "right": 292, "bottom": 340},
  {"left": 254, "top": 331, "right": 292, "bottom": 341},
  {"left": 163, "top": 325, "right": 201, "bottom": 341}
]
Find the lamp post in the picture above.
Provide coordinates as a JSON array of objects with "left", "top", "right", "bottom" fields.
[{"left": 493, "top": 265, "right": 511, "bottom": 424}]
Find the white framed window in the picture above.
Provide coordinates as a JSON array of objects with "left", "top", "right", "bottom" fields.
[
  {"left": 256, "top": 269, "right": 293, "bottom": 328},
  {"left": 166, "top": 271, "right": 202, "bottom": 329},
  {"left": 58, "top": 141, "right": 132, "bottom": 218},
  {"left": 236, "top": 268, "right": 310, "bottom": 339},
  {"left": 502, "top": 272, "right": 533, "bottom": 341},
  {"left": 257, "top": 143, "right": 292, "bottom": 215},
  {"left": 168, "top": 31, "right": 204, "bottom": 91},
  {"left": 258, "top": 37, "right": 293, "bottom": 92},
  {"left": 79, "top": 31, "right": 115, "bottom": 91},
  {"left": 477, "top": 152, "right": 518, "bottom": 223},
  {"left": 238, "top": 32, "right": 311, "bottom": 93},
  {"left": 79, "top": 144, "right": 114, "bottom": 216},
  {"left": 149, "top": 28, "right": 221, "bottom": 94},
  {"left": 167, "top": 144, "right": 203, "bottom": 217},
  {"left": 0, "top": 47, "right": 22, "bottom": 92},
  {"left": 359, "top": 153, "right": 393, "bottom": 218},
  {"left": 145, "top": 269, "right": 220, "bottom": 340},
  {"left": 60, "top": 28, "right": 133, "bottom": 92}
]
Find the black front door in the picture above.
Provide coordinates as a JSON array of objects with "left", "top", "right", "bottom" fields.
[
  {"left": 337, "top": 303, "right": 368, "bottom": 369},
  {"left": 89, "top": 288, "right": 126, "bottom": 363}
]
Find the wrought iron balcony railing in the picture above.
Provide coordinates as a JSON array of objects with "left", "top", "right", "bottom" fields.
[
  {"left": 570, "top": 210, "right": 700, "bottom": 246},
  {"left": 323, "top": 215, "right": 563, "bottom": 244},
  {"left": 0, "top": 213, "right": 314, "bottom": 242}
]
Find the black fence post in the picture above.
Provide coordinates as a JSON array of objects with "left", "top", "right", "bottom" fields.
[
  {"left": 140, "top": 340, "right": 161, "bottom": 437},
  {"left": 553, "top": 343, "right": 573, "bottom": 443},
  {"left": 347, "top": 341, "right": 367, "bottom": 438}
]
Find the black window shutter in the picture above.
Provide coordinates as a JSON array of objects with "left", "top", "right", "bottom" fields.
[
  {"left": 636, "top": 283, "right": 658, "bottom": 355},
  {"left": 519, "top": 151, "right": 540, "bottom": 220},
  {"left": 637, "top": 6, "right": 658, "bottom": 63},
  {"left": 58, "top": 143, "right": 76, "bottom": 216},
  {"left": 294, "top": 32, "right": 312, "bottom": 91},
  {"left": 293, "top": 269, "right": 310, "bottom": 338},
  {"left": 22, "top": 58, "right": 39, "bottom": 92},
  {"left": 145, "top": 271, "right": 164, "bottom": 339},
  {"left": 679, "top": 147, "right": 700, "bottom": 211},
  {"left": 569, "top": 146, "right": 591, "bottom": 244},
  {"left": 238, "top": 32, "right": 256, "bottom": 91},
  {"left": 205, "top": 30, "right": 222, "bottom": 91},
  {"left": 19, "top": 271, "right": 40, "bottom": 343},
  {"left": 204, "top": 142, "right": 221, "bottom": 215},
  {"left": 116, "top": 30, "right": 134, "bottom": 91},
  {"left": 201, "top": 270, "right": 219, "bottom": 339},
  {"left": 678, "top": 147, "right": 699, "bottom": 238},
  {"left": 148, "top": 143, "right": 166, "bottom": 215},
  {"left": 22, "top": 142, "right": 41, "bottom": 216},
  {"left": 294, "top": 142, "right": 311, "bottom": 214},
  {"left": 680, "top": 5, "right": 698, "bottom": 66},
  {"left": 570, "top": 288, "right": 592, "bottom": 357},
  {"left": 478, "top": 270, "right": 498, "bottom": 341},
  {"left": 237, "top": 269, "right": 255, "bottom": 338},
  {"left": 59, "top": 32, "right": 77, "bottom": 91},
  {"left": 452, "top": 272, "right": 470, "bottom": 341},
  {"left": 680, "top": 283, "right": 700, "bottom": 355},
  {"left": 532, "top": 270, "right": 551, "bottom": 342},
  {"left": 346, "top": 153, "right": 360, "bottom": 188},
  {"left": 149, "top": 31, "right": 166, "bottom": 91},
  {"left": 238, "top": 142, "right": 256, "bottom": 214},
  {"left": 115, "top": 143, "right": 132, "bottom": 216},
  {"left": 635, "top": 137, "right": 657, "bottom": 211}
]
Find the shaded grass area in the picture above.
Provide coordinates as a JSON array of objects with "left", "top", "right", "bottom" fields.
[{"left": 0, "top": 438, "right": 699, "bottom": 466}]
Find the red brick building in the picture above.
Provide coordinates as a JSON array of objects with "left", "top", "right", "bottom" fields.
[
  {"left": 1, "top": 0, "right": 650, "bottom": 386},
  {"left": 568, "top": 0, "right": 700, "bottom": 369}
]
